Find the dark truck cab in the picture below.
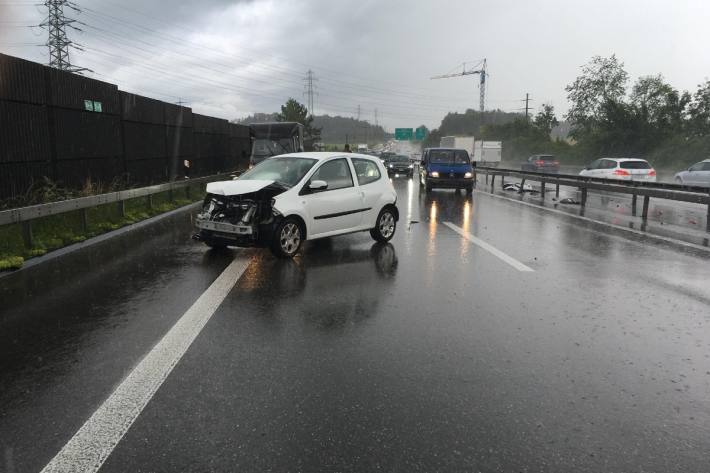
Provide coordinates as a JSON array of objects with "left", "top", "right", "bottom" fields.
[
  {"left": 419, "top": 148, "right": 475, "bottom": 193},
  {"left": 249, "top": 122, "right": 305, "bottom": 166}
]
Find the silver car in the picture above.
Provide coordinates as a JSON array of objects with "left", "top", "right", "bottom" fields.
[{"left": 674, "top": 159, "right": 710, "bottom": 187}]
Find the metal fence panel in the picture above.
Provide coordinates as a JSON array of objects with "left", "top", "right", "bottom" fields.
[
  {"left": 48, "top": 68, "right": 120, "bottom": 115},
  {"left": 53, "top": 109, "right": 122, "bottom": 160},
  {"left": 228, "top": 122, "right": 250, "bottom": 138},
  {"left": 55, "top": 157, "right": 123, "bottom": 188},
  {"left": 124, "top": 122, "right": 166, "bottom": 160},
  {"left": 120, "top": 91, "right": 165, "bottom": 124},
  {"left": 0, "top": 161, "right": 50, "bottom": 200},
  {"left": 164, "top": 103, "right": 193, "bottom": 127},
  {"left": 0, "top": 53, "right": 47, "bottom": 104},
  {"left": 126, "top": 157, "right": 168, "bottom": 185},
  {"left": 0, "top": 100, "right": 50, "bottom": 163},
  {"left": 166, "top": 126, "right": 194, "bottom": 158}
]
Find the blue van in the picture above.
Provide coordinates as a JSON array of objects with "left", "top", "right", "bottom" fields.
[{"left": 419, "top": 148, "right": 475, "bottom": 193}]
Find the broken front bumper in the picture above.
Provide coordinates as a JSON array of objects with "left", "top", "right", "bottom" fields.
[{"left": 195, "top": 216, "right": 254, "bottom": 235}]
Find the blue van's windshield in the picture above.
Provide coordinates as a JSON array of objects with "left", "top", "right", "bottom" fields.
[{"left": 429, "top": 150, "right": 470, "bottom": 164}]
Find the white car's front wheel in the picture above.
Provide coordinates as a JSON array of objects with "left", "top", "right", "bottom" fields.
[
  {"left": 370, "top": 207, "right": 397, "bottom": 243},
  {"left": 271, "top": 218, "right": 303, "bottom": 258}
]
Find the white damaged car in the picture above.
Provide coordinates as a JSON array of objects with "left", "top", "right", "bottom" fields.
[{"left": 194, "top": 152, "right": 399, "bottom": 258}]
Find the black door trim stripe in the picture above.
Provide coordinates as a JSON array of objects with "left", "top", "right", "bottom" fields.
[{"left": 314, "top": 208, "right": 372, "bottom": 220}]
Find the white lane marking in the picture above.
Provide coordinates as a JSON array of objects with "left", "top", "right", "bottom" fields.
[
  {"left": 443, "top": 221, "right": 535, "bottom": 272},
  {"left": 476, "top": 189, "right": 710, "bottom": 255},
  {"left": 41, "top": 255, "right": 253, "bottom": 473}
]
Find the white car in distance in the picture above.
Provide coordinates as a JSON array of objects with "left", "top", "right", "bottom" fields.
[
  {"left": 579, "top": 158, "right": 657, "bottom": 182},
  {"left": 194, "top": 152, "right": 399, "bottom": 258}
]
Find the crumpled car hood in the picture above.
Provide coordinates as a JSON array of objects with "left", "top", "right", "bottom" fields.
[{"left": 206, "top": 179, "right": 275, "bottom": 196}]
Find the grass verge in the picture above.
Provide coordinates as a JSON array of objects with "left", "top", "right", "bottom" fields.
[{"left": 0, "top": 184, "right": 201, "bottom": 272}]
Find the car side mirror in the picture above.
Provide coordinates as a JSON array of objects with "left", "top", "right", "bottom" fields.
[
  {"left": 308, "top": 180, "right": 328, "bottom": 191},
  {"left": 420, "top": 160, "right": 425, "bottom": 166}
]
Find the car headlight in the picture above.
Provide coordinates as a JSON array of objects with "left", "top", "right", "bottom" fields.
[
  {"left": 388, "top": 164, "right": 393, "bottom": 168},
  {"left": 408, "top": 164, "right": 413, "bottom": 169},
  {"left": 430, "top": 171, "right": 439, "bottom": 178},
  {"left": 464, "top": 172, "right": 473, "bottom": 178}
]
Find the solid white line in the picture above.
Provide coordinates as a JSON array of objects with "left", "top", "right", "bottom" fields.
[
  {"left": 40, "top": 255, "right": 253, "bottom": 473},
  {"left": 443, "top": 221, "right": 535, "bottom": 272}
]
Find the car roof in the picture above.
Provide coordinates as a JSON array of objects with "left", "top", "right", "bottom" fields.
[
  {"left": 272, "top": 152, "right": 379, "bottom": 162},
  {"left": 426, "top": 148, "right": 467, "bottom": 151},
  {"left": 601, "top": 157, "right": 650, "bottom": 162}
]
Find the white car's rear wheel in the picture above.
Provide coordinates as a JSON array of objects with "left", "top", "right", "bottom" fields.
[{"left": 370, "top": 207, "right": 396, "bottom": 242}]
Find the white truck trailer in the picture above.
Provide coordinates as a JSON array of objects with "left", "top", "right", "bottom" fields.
[
  {"left": 473, "top": 141, "right": 502, "bottom": 166},
  {"left": 440, "top": 136, "right": 475, "bottom": 158},
  {"left": 439, "top": 136, "right": 501, "bottom": 166}
]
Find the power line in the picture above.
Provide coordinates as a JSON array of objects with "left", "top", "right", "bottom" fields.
[{"left": 39, "top": 0, "right": 88, "bottom": 73}]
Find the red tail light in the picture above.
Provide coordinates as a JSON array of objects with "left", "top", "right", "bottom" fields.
[
  {"left": 553, "top": 161, "right": 560, "bottom": 166},
  {"left": 613, "top": 169, "right": 630, "bottom": 176},
  {"left": 648, "top": 169, "right": 656, "bottom": 176},
  {"left": 535, "top": 160, "right": 544, "bottom": 166}
]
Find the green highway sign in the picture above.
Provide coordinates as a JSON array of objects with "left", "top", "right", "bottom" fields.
[
  {"left": 415, "top": 127, "right": 427, "bottom": 140},
  {"left": 394, "top": 128, "right": 413, "bottom": 140}
]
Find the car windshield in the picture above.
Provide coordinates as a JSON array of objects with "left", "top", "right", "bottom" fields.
[
  {"left": 620, "top": 160, "right": 651, "bottom": 169},
  {"left": 238, "top": 157, "right": 316, "bottom": 187},
  {"left": 537, "top": 155, "right": 556, "bottom": 161},
  {"left": 430, "top": 150, "right": 470, "bottom": 164},
  {"left": 252, "top": 138, "right": 295, "bottom": 157},
  {"left": 386, "top": 155, "right": 410, "bottom": 163}
]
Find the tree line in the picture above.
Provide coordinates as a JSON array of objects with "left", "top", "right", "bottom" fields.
[{"left": 423, "top": 55, "right": 710, "bottom": 169}]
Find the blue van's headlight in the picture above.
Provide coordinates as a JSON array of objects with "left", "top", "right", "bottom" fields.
[
  {"left": 464, "top": 172, "right": 473, "bottom": 178},
  {"left": 430, "top": 171, "right": 439, "bottom": 178}
]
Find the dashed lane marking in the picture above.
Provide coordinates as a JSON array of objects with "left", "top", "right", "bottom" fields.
[{"left": 443, "top": 221, "right": 535, "bottom": 272}]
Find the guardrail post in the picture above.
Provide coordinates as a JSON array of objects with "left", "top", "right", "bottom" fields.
[
  {"left": 642, "top": 196, "right": 650, "bottom": 221},
  {"left": 631, "top": 194, "right": 638, "bottom": 216},
  {"left": 555, "top": 180, "right": 560, "bottom": 198},
  {"left": 80, "top": 208, "right": 88, "bottom": 232},
  {"left": 485, "top": 172, "right": 489, "bottom": 185},
  {"left": 117, "top": 200, "right": 126, "bottom": 218},
  {"left": 706, "top": 193, "right": 710, "bottom": 232},
  {"left": 147, "top": 194, "right": 153, "bottom": 209},
  {"left": 490, "top": 174, "right": 495, "bottom": 188},
  {"left": 580, "top": 187, "right": 588, "bottom": 207},
  {"left": 186, "top": 184, "right": 191, "bottom": 200},
  {"left": 21, "top": 221, "right": 33, "bottom": 248},
  {"left": 500, "top": 174, "right": 505, "bottom": 188},
  {"left": 540, "top": 182, "right": 545, "bottom": 199},
  {"left": 519, "top": 178, "right": 526, "bottom": 194}
]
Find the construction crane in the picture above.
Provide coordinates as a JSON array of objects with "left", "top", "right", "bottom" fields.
[{"left": 431, "top": 59, "right": 487, "bottom": 113}]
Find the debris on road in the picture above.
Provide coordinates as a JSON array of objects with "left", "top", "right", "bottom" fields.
[
  {"left": 558, "top": 197, "right": 580, "bottom": 205},
  {"left": 503, "top": 182, "right": 535, "bottom": 193}
]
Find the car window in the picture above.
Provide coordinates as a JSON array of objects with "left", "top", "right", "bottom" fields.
[
  {"left": 620, "top": 160, "right": 651, "bottom": 169},
  {"left": 588, "top": 159, "right": 601, "bottom": 169},
  {"left": 352, "top": 158, "right": 381, "bottom": 185},
  {"left": 601, "top": 159, "right": 617, "bottom": 169},
  {"left": 309, "top": 158, "right": 354, "bottom": 191},
  {"left": 689, "top": 163, "right": 703, "bottom": 171},
  {"left": 702, "top": 162, "right": 710, "bottom": 171}
]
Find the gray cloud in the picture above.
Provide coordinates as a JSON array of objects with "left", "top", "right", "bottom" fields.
[{"left": 3, "top": 0, "right": 710, "bottom": 130}]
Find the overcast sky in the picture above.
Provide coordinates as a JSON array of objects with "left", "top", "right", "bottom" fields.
[{"left": 2, "top": 0, "right": 709, "bottom": 130}]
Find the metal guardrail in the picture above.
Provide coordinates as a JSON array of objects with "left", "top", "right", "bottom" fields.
[
  {"left": 474, "top": 166, "right": 710, "bottom": 233},
  {"left": 0, "top": 173, "right": 232, "bottom": 247}
]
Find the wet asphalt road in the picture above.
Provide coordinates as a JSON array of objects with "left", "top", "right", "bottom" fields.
[{"left": 1, "top": 178, "right": 710, "bottom": 472}]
